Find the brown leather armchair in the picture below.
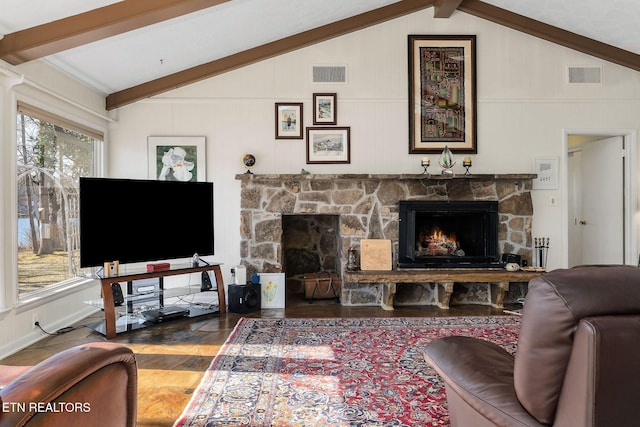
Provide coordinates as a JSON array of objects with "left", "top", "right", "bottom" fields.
[
  {"left": 424, "top": 265, "right": 640, "bottom": 427},
  {"left": 0, "top": 342, "right": 137, "bottom": 427}
]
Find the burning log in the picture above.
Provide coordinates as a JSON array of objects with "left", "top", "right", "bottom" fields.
[{"left": 417, "top": 228, "right": 466, "bottom": 257}]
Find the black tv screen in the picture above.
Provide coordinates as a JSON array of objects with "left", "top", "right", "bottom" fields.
[{"left": 79, "top": 177, "right": 214, "bottom": 268}]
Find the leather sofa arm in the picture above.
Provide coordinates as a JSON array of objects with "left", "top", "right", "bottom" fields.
[
  {"left": 0, "top": 342, "right": 137, "bottom": 427},
  {"left": 424, "top": 336, "right": 541, "bottom": 427}
]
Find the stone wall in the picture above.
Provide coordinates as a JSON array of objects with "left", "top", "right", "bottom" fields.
[{"left": 236, "top": 173, "right": 536, "bottom": 306}]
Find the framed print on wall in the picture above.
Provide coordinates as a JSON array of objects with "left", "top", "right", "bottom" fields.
[
  {"left": 313, "top": 93, "right": 337, "bottom": 125},
  {"left": 148, "top": 136, "right": 206, "bottom": 181},
  {"left": 275, "top": 102, "right": 303, "bottom": 139},
  {"left": 306, "top": 127, "right": 350, "bottom": 164},
  {"left": 532, "top": 157, "right": 559, "bottom": 189},
  {"left": 408, "top": 35, "right": 477, "bottom": 153}
]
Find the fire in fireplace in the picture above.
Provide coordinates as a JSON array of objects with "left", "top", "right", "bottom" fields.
[{"left": 398, "top": 200, "right": 499, "bottom": 268}]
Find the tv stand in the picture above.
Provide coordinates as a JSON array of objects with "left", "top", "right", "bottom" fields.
[{"left": 87, "top": 262, "right": 226, "bottom": 339}]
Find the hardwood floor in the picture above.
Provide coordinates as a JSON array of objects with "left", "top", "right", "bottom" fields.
[{"left": 1, "top": 286, "right": 514, "bottom": 426}]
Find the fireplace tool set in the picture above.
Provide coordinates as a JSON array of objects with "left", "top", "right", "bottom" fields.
[{"left": 534, "top": 237, "right": 549, "bottom": 269}]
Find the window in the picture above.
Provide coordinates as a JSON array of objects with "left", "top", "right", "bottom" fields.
[{"left": 16, "top": 103, "right": 102, "bottom": 297}]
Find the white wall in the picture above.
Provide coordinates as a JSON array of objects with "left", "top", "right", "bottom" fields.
[
  {"left": 0, "top": 61, "right": 109, "bottom": 358},
  {"left": 109, "top": 9, "right": 640, "bottom": 277},
  {"left": 1, "top": 8, "right": 639, "bottom": 357}
]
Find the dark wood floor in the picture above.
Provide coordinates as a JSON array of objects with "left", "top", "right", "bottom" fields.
[{"left": 1, "top": 286, "right": 514, "bottom": 427}]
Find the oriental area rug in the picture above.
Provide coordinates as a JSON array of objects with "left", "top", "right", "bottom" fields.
[{"left": 174, "top": 316, "right": 521, "bottom": 427}]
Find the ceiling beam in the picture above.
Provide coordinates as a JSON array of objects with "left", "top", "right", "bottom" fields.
[
  {"left": 106, "top": 0, "right": 437, "bottom": 110},
  {"left": 459, "top": 0, "right": 640, "bottom": 72},
  {"left": 0, "top": 0, "right": 230, "bottom": 65},
  {"left": 433, "top": 0, "right": 463, "bottom": 18}
]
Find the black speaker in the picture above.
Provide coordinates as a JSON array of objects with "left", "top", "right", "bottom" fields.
[
  {"left": 228, "top": 283, "right": 261, "bottom": 314},
  {"left": 111, "top": 283, "right": 124, "bottom": 306},
  {"left": 201, "top": 271, "right": 213, "bottom": 291}
]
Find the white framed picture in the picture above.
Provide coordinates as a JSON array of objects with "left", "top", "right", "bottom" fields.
[
  {"left": 260, "top": 273, "right": 285, "bottom": 309},
  {"left": 533, "top": 157, "right": 559, "bottom": 190},
  {"left": 148, "top": 136, "right": 206, "bottom": 181}
]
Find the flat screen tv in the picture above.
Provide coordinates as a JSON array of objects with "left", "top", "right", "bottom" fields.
[{"left": 79, "top": 177, "right": 214, "bottom": 268}]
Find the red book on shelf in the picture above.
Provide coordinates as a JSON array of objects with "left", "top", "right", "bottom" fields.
[{"left": 146, "top": 262, "right": 171, "bottom": 272}]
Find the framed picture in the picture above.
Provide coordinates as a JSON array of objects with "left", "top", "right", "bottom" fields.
[
  {"left": 532, "top": 157, "right": 559, "bottom": 189},
  {"left": 306, "top": 126, "right": 350, "bottom": 164},
  {"left": 260, "top": 273, "right": 286, "bottom": 309},
  {"left": 313, "top": 93, "right": 337, "bottom": 125},
  {"left": 148, "top": 136, "right": 206, "bottom": 181},
  {"left": 275, "top": 102, "right": 303, "bottom": 139},
  {"left": 408, "top": 35, "right": 477, "bottom": 153}
]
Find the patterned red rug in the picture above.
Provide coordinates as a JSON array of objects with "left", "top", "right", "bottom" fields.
[{"left": 174, "top": 316, "right": 520, "bottom": 427}]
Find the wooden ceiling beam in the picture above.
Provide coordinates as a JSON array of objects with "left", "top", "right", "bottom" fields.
[
  {"left": 459, "top": 0, "right": 640, "bottom": 72},
  {"left": 0, "top": 0, "right": 229, "bottom": 65},
  {"left": 106, "top": 0, "right": 437, "bottom": 110},
  {"left": 433, "top": 0, "right": 463, "bottom": 18}
]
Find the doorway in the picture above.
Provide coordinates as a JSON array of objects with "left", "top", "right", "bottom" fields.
[{"left": 565, "top": 132, "right": 637, "bottom": 267}]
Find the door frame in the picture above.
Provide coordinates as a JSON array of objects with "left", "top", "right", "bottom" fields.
[{"left": 562, "top": 129, "right": 638, "bottom": 267}]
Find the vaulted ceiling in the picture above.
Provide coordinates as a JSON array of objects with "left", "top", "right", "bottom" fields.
[{"left": 1, "top": 0, "right": 639, "bottom": 111}]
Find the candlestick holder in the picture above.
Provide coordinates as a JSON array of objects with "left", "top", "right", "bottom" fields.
[
  {"left": 421, "top": 159, "right": 430, "bottom": 176},
  {"left": 463, "top": 160, "right": 472, "bottom": 175}
]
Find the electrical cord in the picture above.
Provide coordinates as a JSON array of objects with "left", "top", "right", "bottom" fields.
[{"left": 34, "top": 321, "right": 79, "bottom": 336}]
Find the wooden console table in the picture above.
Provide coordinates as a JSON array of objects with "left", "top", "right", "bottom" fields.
[
  {"left": 95, "top": 263, "right": 226, "bottom": 339},
  {"left": 343, "top": 269, "right": 543, "bottom": 310}
]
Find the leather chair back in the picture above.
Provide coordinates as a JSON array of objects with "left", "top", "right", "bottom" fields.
[{"left": 514, "top": 266, "right": 640, "bottom": 424}]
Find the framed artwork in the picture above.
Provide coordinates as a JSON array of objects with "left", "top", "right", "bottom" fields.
[
  {"left": 313, "top": 93, "right": 337, "bottom": 125},
  {"left": 306, "top": 126, "right": 350, "bottom": 164},
  {"left": 260, "top": 273, "right": 286, "bottom": 309},
  {"left": 275, "top": 102, "right": 303, "bottom": 139},
  {"left": 148, "top": 136, "right": 206, "bottom": 181},
  {"left": 408, "top": 35, "right": 477, "bottom": 153},
  {"left": 532, "top": 157, "right": 559, "bottom": 189}
]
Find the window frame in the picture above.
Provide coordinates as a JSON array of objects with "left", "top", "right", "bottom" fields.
[{"left": 13, "top": 99, "right": 105, "bottom": 308}]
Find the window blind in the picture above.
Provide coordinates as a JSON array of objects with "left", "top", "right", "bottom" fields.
[{"left": 17, "top": 101, "right": 104, "bottom": 141}]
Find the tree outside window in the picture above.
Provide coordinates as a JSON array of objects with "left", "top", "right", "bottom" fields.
[{"left": 16, "top": 106, "right": 99, "bottom": 296}]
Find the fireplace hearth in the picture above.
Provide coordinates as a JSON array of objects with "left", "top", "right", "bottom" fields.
[{"left": 398, "top": 200, "right": 499, "bottom": 268}]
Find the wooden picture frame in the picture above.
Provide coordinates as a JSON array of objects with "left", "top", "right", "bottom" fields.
[
  {"left": 275, "top": 102, "right": 303, "bottom": 139},
  {"left": 148, "top": 136, "right": 206, "bottom": 181},
  {"left": 313, "top": 93, "right": 337, "bottom": 125},
  {"left": 408, "top": 35, "right": 477, "bottom": 153},
  {"left": 306, "top": 126, "right": 350, "bottom": 164}
]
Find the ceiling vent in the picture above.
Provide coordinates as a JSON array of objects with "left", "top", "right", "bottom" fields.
[
  {"left": 313, "top": 65, "right": 347, "bottom": 83},
  {"left": 567, "top": 66, "right": 602, "bottom": 84}
]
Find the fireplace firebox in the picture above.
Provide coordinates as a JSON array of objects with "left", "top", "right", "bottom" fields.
[{"left": 398, "top": 201, "right": 499, "bottom": 268}]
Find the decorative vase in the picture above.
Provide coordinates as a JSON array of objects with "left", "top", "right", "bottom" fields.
[{"left": 439, "top": 146, "right": 456, "bottom": 175}]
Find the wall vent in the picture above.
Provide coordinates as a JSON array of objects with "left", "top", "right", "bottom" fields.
[
  {"left": 567, "top": 66, "right": 602, "bottom": 84},
  {"left": 313, "top": 65, "right": 347, "bottom": 83}
]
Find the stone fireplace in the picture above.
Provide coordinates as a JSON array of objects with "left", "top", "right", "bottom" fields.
[{"left": 236, "top": 173, "right": 536, "bottom": 306}]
